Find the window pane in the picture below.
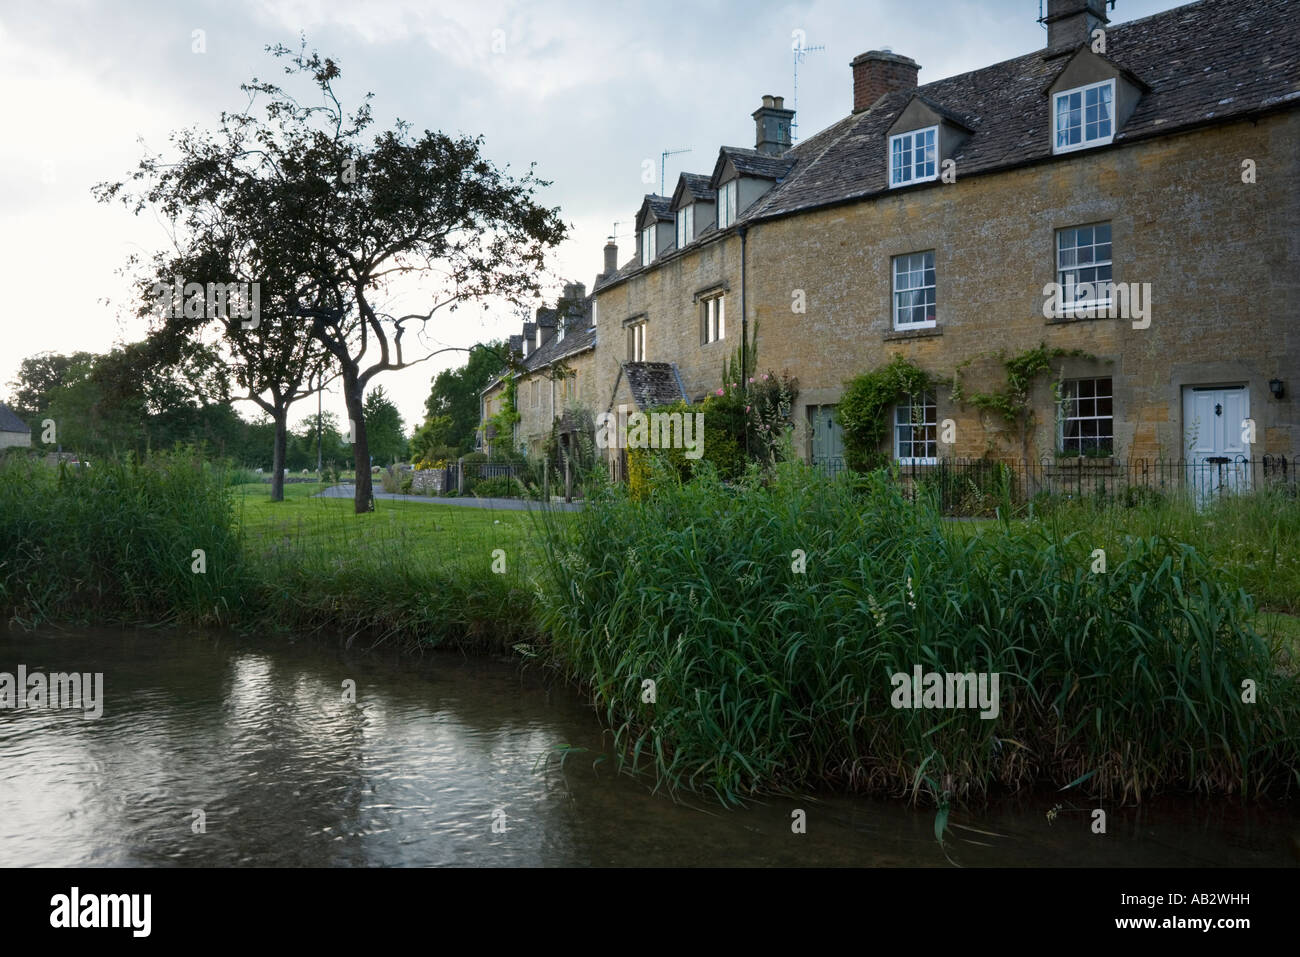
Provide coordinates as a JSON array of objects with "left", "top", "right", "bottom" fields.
[
  {"left": 893, "top": 252, "right": 935, "bottom": 326},
  {"left": 1060, "top": 377, "right": 1113, "bottom": 453}
]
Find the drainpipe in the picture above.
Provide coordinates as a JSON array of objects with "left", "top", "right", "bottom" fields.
[{"left": 738, "top": 223, "right": 750, "bottom": 459}]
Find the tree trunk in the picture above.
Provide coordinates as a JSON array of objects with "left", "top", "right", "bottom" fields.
[
  {"left": 271, "top": 409, "right": 288, "bottom": 502},
  {"left": 343, "top": 369, "right": 374, "bottom": 513}
]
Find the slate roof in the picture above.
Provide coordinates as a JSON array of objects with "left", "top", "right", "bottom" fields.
[
  {"left": 593, "top": 257, "right": 641, "bottom": 292},
  {"left": 620, "top": 362, "right": 690, "bottom": 410},
  {"left": 639, "top": 194, "right": 673, "bottom": 223},
  {"left": 0, "top": 402, "right": 30, "bottom": 434},
  {"left": 675, "top": 173, "right": 716, "bottom": 204},
  {"left": 908, "top": 93, "right": 977, "bottom": 131},
  {"left": 523, "top": 323, "right": 596, "bottom": 373},
  {"left": 717, "top": 147, "right": 796, "bottom": 182},
  {"left": 481, "top": 294, "right": 598, "bottom": 396},
  {"left": 750, "top": 0, "right": 1300, "bottom": 220},
  {"left": 594, "top": 0, "right": 1299, "bottom": 295}
]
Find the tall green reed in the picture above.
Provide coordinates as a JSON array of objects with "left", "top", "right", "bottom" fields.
[
  {"left": 0, "top": 449, "right": 247, "bottom": 627},
  {"left": 535, "top": 457, "right": 1299, "bottom": 806}
]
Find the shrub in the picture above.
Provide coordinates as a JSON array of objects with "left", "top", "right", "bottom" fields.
[
  {"left": 910, "top": 460, "right": 1016, "bottom": 518},
  {"left": 473, "top": 475, "right": 528, "bottom": 499},
  {"left": 838, "top": 355, "right": 931, "bottom": 472},
  {"left": 747, "top": 370, "right": 800, "bottom": 465},
  {"left": 223, "top": 465, "right": 263, "bottom": 486}
]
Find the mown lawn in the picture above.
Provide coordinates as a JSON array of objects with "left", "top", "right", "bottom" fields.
[
  {"left": 234, "top": 482, "right": 545, "bottom": 569},
  {"left": 231, "top": 482, "right": 566, "bottom": 652}
]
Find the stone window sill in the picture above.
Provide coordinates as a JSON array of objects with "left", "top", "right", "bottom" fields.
[
  {"left": 883, "top": 324, "right": 943, "bottom": 341},
  {"left": 1045, "top": 313, "right": 1116, "bottom": 326}
]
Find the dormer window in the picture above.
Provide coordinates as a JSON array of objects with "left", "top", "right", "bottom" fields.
[
  {"left": 640, "top": 224, "right": 656, "bottom": 266},
  {"left": 676, "top": 205, "right": 694, "bottom": 248},
  {"left": 889, "top": 126, "right": 938, "bottom": 187},
  {"left": 1053, "top": 79, "right": 1114, "bottom": 153},
  {"left": 717, "top": 180, "right": 738, "bottom": 229}
]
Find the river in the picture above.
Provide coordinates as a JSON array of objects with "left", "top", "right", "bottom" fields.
[{"left": 1, "top": 627, "right": 1295, "bottom": 866}]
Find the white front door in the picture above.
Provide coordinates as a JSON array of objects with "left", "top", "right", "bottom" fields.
[{"left": 1182, "top": 385, "right": 1250, "bottom": 501}]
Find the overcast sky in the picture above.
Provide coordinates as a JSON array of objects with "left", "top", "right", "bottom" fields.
[{"left": 0, "top": 0, "right": 1179, "bottom": 430}]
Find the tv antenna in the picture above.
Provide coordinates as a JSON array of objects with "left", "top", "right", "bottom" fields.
[
  {"left": 660, "top": 148, "right": 692, "bottom": 196},
  {"left": 791, "top": 36, "right": 826, "bottom": 142}
]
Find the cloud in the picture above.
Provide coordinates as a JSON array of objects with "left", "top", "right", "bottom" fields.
[{"left": 1, "top": 0, "right": 1180, "bottom": 424}]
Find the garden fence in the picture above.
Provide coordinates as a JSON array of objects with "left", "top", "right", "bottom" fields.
[{"left": 813, "top": 454, "right": 1295, "bottom": 516}]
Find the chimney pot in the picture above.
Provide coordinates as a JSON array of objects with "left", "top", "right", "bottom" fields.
[
  {"left": 1042, "top": 0, "right": 1110, "bottom": 51},
  {"left": 850, "top": 49, "right": 920, "bottom": 113},
  {"left": 752, "top": 94, "right": 796, "bottom": 156},
  {"left": 603, "top": 240, "right": 618, "bottom": 276}
]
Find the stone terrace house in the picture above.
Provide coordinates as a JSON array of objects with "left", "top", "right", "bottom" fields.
[
  {"left": 0, "top": 403, "right": 31, "bottom": 450},
  {"left": 589, "top": 0, "right": 1299, "bottom": 477},
  {"left": 479, "top": 283, "right": 597, "bottom": 459}
]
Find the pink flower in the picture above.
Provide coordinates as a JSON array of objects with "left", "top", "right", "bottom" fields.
[
  {"left": 715, "top": 388, "right": 724, "bottom": 396},
  {"left": 747, "top": 377, "right": 754, "bottom": 383},
  {"left": 745, "top": 406, "right": 751, "bottom": 413},
  {"left": 762, "top": 374, "right": 769, "bottom": 381}
]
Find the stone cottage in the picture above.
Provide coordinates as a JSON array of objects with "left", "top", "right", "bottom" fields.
[
  {"left": 0, "top": 403, "right": 31, "bottom": 450},
  {"left": 585, "top": 0, "right": 1297, "bottom": 480},
  {"left": 480, "top": 283, "right": 597, "bottom": 459}
]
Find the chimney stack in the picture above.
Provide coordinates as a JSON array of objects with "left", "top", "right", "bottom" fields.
[
  {"left": 850, "top": 50, "right": 919, "bottom": 113},
  {"left": 1042, "top": 0, "right": 1110, "bottom": 52},
  {"left": 603, "top": 239, "right": 618, "bottom": 277},
  {"left": 752, "top": 94, "right": 795, "bottom": 155}
]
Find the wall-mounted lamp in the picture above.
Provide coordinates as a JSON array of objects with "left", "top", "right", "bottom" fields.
[{"left": 1268, "top": 378, "right": 1285, "bottom": 400}]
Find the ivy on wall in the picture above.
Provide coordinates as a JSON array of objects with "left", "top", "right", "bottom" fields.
[
  {"left": 953, "top": 343, "right": 1095, "bottom": 459},
  {"left": 838, "top": 354, "right": 933, "bottom": 472},
  {"left": 488, "top": 376, "right": 521, "bottom": 455}
]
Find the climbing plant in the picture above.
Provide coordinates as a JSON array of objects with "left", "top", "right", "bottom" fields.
[
  {"left": 488, "top": 376, "right": 521, "bottom": 455},
  {"left": 838, "top": 354, "right": 933, "bottom": 472},
  {"left": 720, "top": 319, "right": 758, "bottom": 397},
  {"left": 954, "top": 342, "right": 1094, "bottom": 459}
]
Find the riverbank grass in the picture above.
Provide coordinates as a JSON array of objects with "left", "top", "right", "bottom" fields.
[
  {"left": 535, "top": 459, "right": 1300, "bottom": 805},
  {"left": 236, "top": 481, "right": 549, "bottom": 651}
]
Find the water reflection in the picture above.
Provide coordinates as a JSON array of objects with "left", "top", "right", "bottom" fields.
[{"left": 0, "top": 628, "right": 1295, "bottom": 867}]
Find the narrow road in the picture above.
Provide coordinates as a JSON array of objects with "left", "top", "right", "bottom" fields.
[{"left": 315, "top": 484, "right": 584, "bottom": 511}]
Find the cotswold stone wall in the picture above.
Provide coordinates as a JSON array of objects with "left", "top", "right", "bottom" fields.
[{"left": 591, "top": 110, "right": 1299, "bottom": 462}]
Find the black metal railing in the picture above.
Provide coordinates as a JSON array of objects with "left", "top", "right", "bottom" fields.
[{"left": 812, "top": 454, "right": 1294, "bottom": 516}]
